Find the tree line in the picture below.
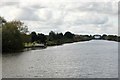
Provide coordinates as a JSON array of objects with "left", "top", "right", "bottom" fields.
[
  {"left": 30, "top": 31, "right": 92, "bottom": 46},
  {"left": 101, "top": 34, "right": 120, "bottom": 42},
  {"left": 1, "top": 17, "right": 120, "bottom": 53}
]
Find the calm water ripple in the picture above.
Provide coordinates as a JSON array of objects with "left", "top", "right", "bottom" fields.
[{"left": 2, "top": 40, "right": 118, "bottom": 78}]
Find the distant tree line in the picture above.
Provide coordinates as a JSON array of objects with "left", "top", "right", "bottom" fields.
[
  {"left": 30, "top": 31, "right": 92, "bottom": 46},
  {"left": 101, "top": 34, "right": 120, "bottom": 42}
]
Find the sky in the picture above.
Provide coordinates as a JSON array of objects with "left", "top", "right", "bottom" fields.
[{"left": 0, "top": 0, "right": 119, "bottom": 35}]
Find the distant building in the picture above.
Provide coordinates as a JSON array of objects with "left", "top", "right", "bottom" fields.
[{"left": 93, "top": 35, "right": 101, "bottom": 39}]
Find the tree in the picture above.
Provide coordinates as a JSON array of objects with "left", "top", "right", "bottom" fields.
[
  {"left": 64, "top": 31, "right": 74, "bottom": 39},
  {"left": 49, "top": 31, "right": 56, "bottom": 41},
  {"left": 31, "top": 32, "right": 37, "bottom": 42},
  {"left": 107, "top": 35, "right": 117, "bottom": 41},
  {"left": 2, "top": 21, "right": 24, "bottom": 52},
  {"left": 21, "top": 33, "right": 31, "bottom": 43},
  {"left": 118, "top": 36, "right": 120, "bottom": 42},
  {"left": 37, "top": 33, "right": 47, "bottom": 44},
  {"left": 11, "top": 21, "right": 28, "bottom": 33},
  {"left": 56, "top": 33, "right": 63, "bottom": 39},
  {"left": 101, "top": 34, "right": 107, "bottom": 40}
]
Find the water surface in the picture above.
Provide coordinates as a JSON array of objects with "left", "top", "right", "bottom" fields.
[{"left": 2, "top": 40, "right": 118, "bottom": 78}]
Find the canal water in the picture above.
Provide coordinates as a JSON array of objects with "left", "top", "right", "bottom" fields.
[{"left": 2, "top": 40, "right": 118, "bottom": 78}]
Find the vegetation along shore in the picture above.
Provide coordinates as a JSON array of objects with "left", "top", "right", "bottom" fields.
[{"left": 0, "top": 17, "right": 120, "bottom": 53}]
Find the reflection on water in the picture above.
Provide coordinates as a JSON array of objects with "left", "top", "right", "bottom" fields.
[{"left": 2, "top": 40, "right": 118, "bottom": 78}]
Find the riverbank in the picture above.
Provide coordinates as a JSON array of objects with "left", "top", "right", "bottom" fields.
[
  {"left": 3, "top": 38, "right": 119, "bottom": 53},
  {"left": 23, "top": 39, "right": 92, "bottom": 51},
  {"left": 21, "top": 39, "right": 120, "bottom": 53}
]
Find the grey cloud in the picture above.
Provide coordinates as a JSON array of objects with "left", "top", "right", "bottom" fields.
[
  {"left": 64, "top": 12, "right": 109, "bottom": 26},
  {"left": 0, "top": 1, "right": 117, "bottom": 35},
  {"left": 66, "top": 2, "right": 117, "bottom": 15},
  {"left": 0, "top": 1, "right": 47, "bottom": 21},
  {"left": 31, "top": 5, "right": 46, "bottom": 9},
  {"left": 16, "top": 7, "right": 41, "bottom": 21},
  {"left": 24, "top": 2, "right": 118, "bottom": 34},
  {"left": 0, "top": 2, "right": 19, "bottom": 7},
  {"left": 75, "top": 16, "right": 108, "bottom": 25},
  {"left": 82, "top": 2, "right": 112, "bottom": 13}
]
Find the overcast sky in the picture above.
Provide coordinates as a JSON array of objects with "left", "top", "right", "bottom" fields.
[{"left": 0, "top": 0, "right": 119, "bottom": 35}]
